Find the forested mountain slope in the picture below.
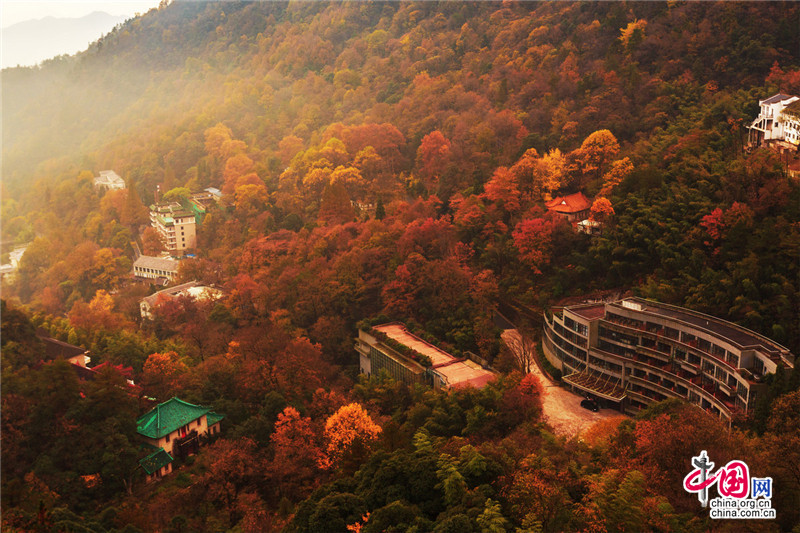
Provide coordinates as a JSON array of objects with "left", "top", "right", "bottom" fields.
[{"left": 2, "top": 1, "right": 799, "bottom": 531}]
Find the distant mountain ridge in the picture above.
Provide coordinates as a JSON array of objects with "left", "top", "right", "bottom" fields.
[{"left": 2, "top": 11, "right": 127, "bottom": 69}]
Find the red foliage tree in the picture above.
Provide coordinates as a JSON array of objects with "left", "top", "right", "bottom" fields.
[
  {"left": 416, "top": 130, "right": 452, "bottom": 191},
  {"left": 511, "top": 217, "right": 555, "bottom": 274}
]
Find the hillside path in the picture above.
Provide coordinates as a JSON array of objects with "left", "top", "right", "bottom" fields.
[{"left": 502, "top": 329, "right": 621, "bottom": 438}]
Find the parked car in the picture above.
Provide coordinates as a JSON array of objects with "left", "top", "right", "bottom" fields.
[{"left": 580, "top": 398, "right": 599, "bottom": 412}]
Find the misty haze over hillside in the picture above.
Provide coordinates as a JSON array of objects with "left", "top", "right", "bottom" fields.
[{"left": 2, "top": 11, "right": 127, "bottom": 69}]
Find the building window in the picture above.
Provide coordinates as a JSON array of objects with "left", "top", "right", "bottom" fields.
[{"left": 738, "top": 384, "right": 749, "bottom": 401}]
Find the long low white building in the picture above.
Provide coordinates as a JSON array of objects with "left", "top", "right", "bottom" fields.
[{"left": 133, "top": 255, "right": 179, "bottom": 283}]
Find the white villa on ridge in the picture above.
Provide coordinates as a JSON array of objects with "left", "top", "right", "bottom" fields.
[
  {"left": 748, "top": 93, "right": 800, "bottom": 151},
  {"left": 94, "top": 170, "right": 126, "bottom": 191}
]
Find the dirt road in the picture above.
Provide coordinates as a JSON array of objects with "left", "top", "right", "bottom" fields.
[{"left": 502, "top": 329, "right": 621, "bottom": 438}]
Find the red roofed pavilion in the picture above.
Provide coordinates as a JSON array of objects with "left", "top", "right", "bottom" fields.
[{"left": 545, "top": 192, "right": 592, "bottom": 222}]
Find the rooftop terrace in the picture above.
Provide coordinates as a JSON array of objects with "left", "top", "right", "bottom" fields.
[{"left": 372, "top": 323, "right": 495, "bottom": 389}]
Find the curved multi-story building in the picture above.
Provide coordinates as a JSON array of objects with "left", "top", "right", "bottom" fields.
[{"left": 542, "top": 297, "right": 795, "bottom": 422}]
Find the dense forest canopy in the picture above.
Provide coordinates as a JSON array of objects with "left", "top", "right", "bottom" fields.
[{"left": 2, "top": 1, "right": 800, "bottom": 532}]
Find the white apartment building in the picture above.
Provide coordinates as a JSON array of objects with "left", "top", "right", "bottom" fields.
[{"left": 149, "top": 202, "right": 197, "bottom": 254}]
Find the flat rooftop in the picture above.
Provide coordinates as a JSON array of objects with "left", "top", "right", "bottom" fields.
[
  {"left": 134, "top": 255, "right": 179, "bottom": 272},
  {"left": 436, "top": 359, "right": 496, "bottom": 389},
  {"left": 373, "top": 324, "right": 453, "bottom": 366},
  {"left": 372, "top": 323, "right": 495, "bottom": 388},
  {"left": 570, "top": 303, "right": 606, "bottom": 320}
]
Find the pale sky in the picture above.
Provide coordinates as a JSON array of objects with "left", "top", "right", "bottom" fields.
[{"left": 2, "top": 1, "right": 163, "bottom": 28}]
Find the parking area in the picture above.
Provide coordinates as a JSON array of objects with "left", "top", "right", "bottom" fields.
[{"left": 502, "top": 329, "right": 622, "bottom": 438}]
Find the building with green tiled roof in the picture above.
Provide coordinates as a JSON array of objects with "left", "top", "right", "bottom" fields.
[
  {"left": 136, "top": 397, "right": 224, "bottom": 467},
  {"left": 139, "top": 447, "right": 173, "bottom": 480},
  {"left": 137, "top": 397, "right": 213, "bottom": 439},
  {"left": 205, "top": 412, "right": 225, "bottom": 428}
]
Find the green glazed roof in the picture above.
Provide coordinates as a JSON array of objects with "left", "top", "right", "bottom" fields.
[
  {"left": 137, "top": 397, "right": 213, "bottom": 439},
  {"left": 139, "top": 447, "right": 173, "bottom": 475},
  {"left": 206, "top": 412, "right": 225, "bottom": 427}
]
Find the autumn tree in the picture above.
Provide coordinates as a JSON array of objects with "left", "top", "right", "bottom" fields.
[
  {"left": 162, "top": 187, "right": 191, "bottom": 203},
  {"left": 416, "top": 130, "right": 452, "bottom": 192},
  {"left": 234, "top": 182, "right": 270, "bottom": 220},
  {"left": 222, "top": 153, "right": 255, "bottom": 195},
  {"left": 482, "top": 167, "right": 521, "bottom": 218},
  {"left": 319, "top": 182, "right": 355, "bottom": 225},
  {"left": 759, "top": 390, "right": 800, "bottom": 529},
  {"left": 269, "top": 407, "right": 324, "bottom": 501},
  {"left": 597, "top": 157, "right": 633, "bottom": 198},
  {"left": 504, "top": 455, "right": 572, "bottom": 531},
  {"left": 141, "top": 226, "right": 165, "bottom": 256},
  {"left": 330, "top": 165, "right": 366, "bottom": 201},
  {"left": 576, "top": 129, "right": 620, "bottom": 185},
  {"left": 497, "top": 372, "right": 544, "bottom": 430},
  {"left": 68, "top": 289, "right": 131, "bottom": 333},
  {"left": 278, "top": 135, "right": 305, "bottom": 166},
  {"left": 512, "top": 217, "right": 555, "bottom": 274},
  {"left": 121, "top": 181, "right": 150, "bottom": 227},
  {"left": 197, "top": 438, "right": 264, "bottom": 529},
  {"left": 322, "top": 403, "right": 381, "bottom": 472},
  {"left": 141, "top": 350, "right": 189, "bottom": 400},
  {"left": 632, "top": 403, "right": 745, "bottom": 511},
  {"left": 590, "top": 197, "right": 615, "bottom": 223},
  {"left": 509, "top": 148, "right": 565, "bottom": 204},
  {"left": 204, "top": 123, "right": 235, "bottom": 160}
]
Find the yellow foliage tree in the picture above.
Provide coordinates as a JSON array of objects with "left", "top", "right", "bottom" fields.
[
  {"left": 598, "top": 157, "right": 633, "bottom": 198},
  {"left": 204, "top": 123, "right": 234, "bottom": 159},
  {"left": 578, "top": 129, "right": 620, "bottom": 183},
  {"left": 510, "top": 147, "right": 565, "bottom": 202},
  {"left": 619, "top": 19, "right": 647, "bottom": 49},
  {"left": 68, "top": 289, "right": 130, "bottom": 332},
  {"left": 330, "top": 165, "right": 366, "bottom": 200}
]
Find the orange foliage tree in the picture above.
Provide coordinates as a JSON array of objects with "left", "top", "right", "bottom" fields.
[
  {"left": 321, "top": 403, "right": 381, "bottom": 471},
  {"left": 68, "top": 289, "right": 131, "bottom": 332},
  {"left": 590, "top": 197, "right": 615, "bottom": 223},
  {"left": 141, "top": 351, "right": 189, "bottom": 399},
  {"left": 141, "top": 226, "right": 164, "bottom": 256}
]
